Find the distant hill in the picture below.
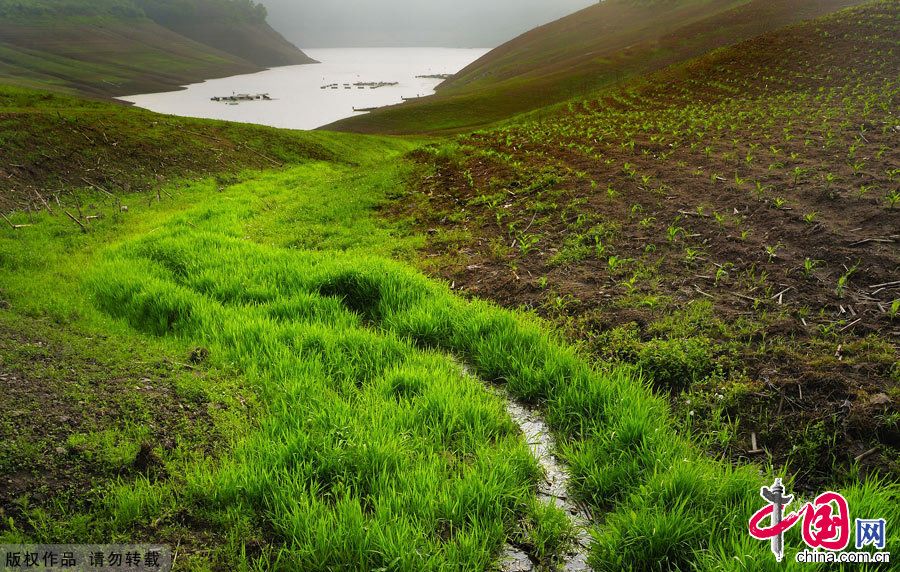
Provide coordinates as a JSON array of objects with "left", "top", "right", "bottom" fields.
[
  {"left": 0, "top": 0, "right": 314, "bottom": 97},
  {"left": 328, "top": 0, "right": 868, "bottom": 134}
]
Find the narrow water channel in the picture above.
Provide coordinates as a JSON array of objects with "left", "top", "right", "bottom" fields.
[{"left": 458, "top": 364, "right": 593, "bottom": 571}]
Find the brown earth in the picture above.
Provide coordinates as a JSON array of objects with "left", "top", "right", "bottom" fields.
[
  {"left": 0, "top": 311, "right": 251, "bottom": 542},
  {"left": 388, "top": 1, "right": 899, "bottom": 490}
]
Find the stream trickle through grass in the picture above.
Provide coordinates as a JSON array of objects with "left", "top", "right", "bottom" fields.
[{"left": 460, "top": 363, "right": 592, "bottom": 571}]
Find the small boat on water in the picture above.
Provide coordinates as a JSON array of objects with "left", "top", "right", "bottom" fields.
[
  {"left": 211, "top": 93, "right": 272, "bottom": 103},
  {"left": 416, "top": 74, "right": 453, "bottom": 80},
  {"left": 353, "top": 81, "right": 399, "bottom": 89}
]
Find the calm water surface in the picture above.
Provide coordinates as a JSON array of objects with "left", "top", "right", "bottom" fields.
[{"left": 118, "top": 48, "right": 489, "bottom": 130}]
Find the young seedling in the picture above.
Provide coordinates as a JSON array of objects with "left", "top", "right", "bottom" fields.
[
  {"left": 889, "top": 299, "right": 900, "bottom": 320},
  {"left": 803, "top": 212, "right": 819, "bottom": 224},
  {"left": 765, "top": 243, "right": 783, "bottom": 262},
  {"left": 684, "top": 247, "right": 702, "bottom": 265},
  {"left": 884, "top": 190, "right": 900, "bottom": 210},
  {"left": 802, "top": 258, "right": 822, "bottom": 278},
  {"left": 714, "top": 266, "right": 730, "bottom": 286},
  {"left": 667, "top": 223, "right": 685, "bottom": 243},
  {"left": 608, "top": 255, "right": 627, "bottom": 272},
  {"left": 835, "top": 263, "right": 858, "bottom": 299},
  {"left": 517, "top": 232, "right": 540, "bottom": 255}
]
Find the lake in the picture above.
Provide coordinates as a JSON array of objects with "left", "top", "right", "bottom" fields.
[{"left": 118, "top": 48, "right": 489, "bottom": 130}]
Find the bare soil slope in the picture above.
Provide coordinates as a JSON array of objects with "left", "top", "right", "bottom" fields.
[{"left": 393, "top": 0, "right": 900, "bottom": 488}]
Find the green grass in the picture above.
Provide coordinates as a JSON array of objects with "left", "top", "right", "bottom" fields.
[
  {"left": 2, "top": 113, "right": 897, "bottom": 569},
  {"left": 0, "top": 83, "right": 386, "bottom": 212},
  {"left": 1, "top": 1, "right": 899, "bottom": 564}
]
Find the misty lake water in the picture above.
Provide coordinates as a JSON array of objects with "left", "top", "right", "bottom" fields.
[{"left": 118, "top": 48, "right": 489, "bottom": 130}]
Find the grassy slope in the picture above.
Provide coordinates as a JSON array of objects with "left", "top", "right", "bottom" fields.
[
  {"left": 0, "top": 1, "right": 312, "bottom": 97},
  {"left": 136, "top": 0, "right": 315, "bottom": 68},
  {"left": 0, "top": 84, "right": 344, "bottom": 213},
  {"left": 1, "top": 76, "right": 898, "bottom": 570},
  {"left": 1, "top": 2, "right": 898, "bottom": 570},
  {"left": 327, "top": 0, "right": 868, "bottom": 134},
  {"left": 393, "top": 0, "right": 900, "bottom": 487}
]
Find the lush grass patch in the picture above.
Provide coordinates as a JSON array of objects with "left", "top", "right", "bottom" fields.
[{"left": 2, "top": 127, "right": 897, "bottom": 570}]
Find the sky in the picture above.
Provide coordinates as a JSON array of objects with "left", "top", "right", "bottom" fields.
[{"left": 260, "top": 0, "right": 596, "bottom": 48}]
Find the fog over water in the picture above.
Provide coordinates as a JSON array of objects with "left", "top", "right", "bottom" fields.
[
  {"left": 119, "top": 2, "right": 597, "bottom": 129},
  {"left": 119, "top": 48, "right": 489, "bottom": 130},
  {"left": 261, "top": 0, "right": 595, "bottom": 47}
]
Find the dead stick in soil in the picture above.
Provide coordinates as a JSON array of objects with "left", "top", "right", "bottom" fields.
[
  {"left": 854, "top": 447, "right": 879, "bottom": 463},
  {"left": 80, "top": 177, "right": 114, "bottom": 198},
  {"left": 849, "top": 238, "right": 894, "bottom": 247},
  {"left": 0, "top": 212, "right": 32, "bottom": 229},
  {"left": 731, "top": 292, "right": 759, "bottom": 303},
  {"left": 748, "top": 432, "right": 765, "bottom": 456},
  {"left": 241, "top": 144, "right": 282, "bottom": 166},
  {"left": 839, "top": 318, "right": 862, "bottom": 333},
  {"left": 31, "top": 189, "right": 54, "bottom": 215},
  {"left": 63, "top": 210, "right": 87, "bottom": 233},
  {"left": 772, "top": 287, "right": 794, "bottom": 300},
  {"left": 869, "top": 280, "right": 900, "bottom": 289},
  {"left": 84, "top": 177, "right": 122, "bottom": 208},
  {"left": 693, "top": 285, "right": 714, "bottom": 299},
  {"left": 178, "top": 128, "right": 225, "bottom": 143}
]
